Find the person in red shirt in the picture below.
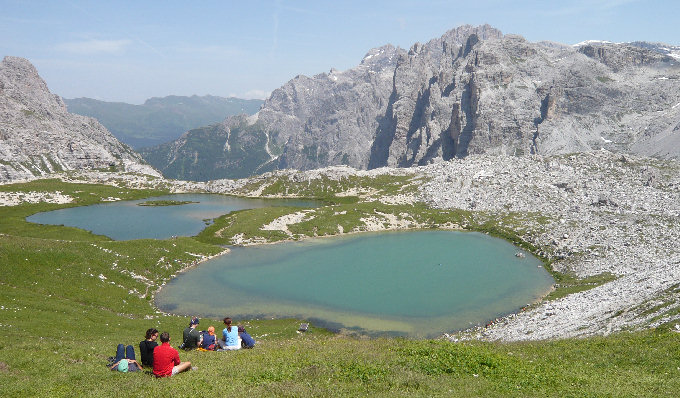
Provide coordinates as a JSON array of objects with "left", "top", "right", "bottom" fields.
[{"left": 152, "top": 331, "right": 192, "bottom": 377}]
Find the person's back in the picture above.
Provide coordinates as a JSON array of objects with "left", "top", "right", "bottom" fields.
[
  {"left": 238, "top": 325, "right": 256, "bottom": 349},
  {"left": 221, "top": 317, "right": 240, "bottom": 349},
  {"left": 201, "top": 326, "right": 217, "bottom": 350},
  {"left": 153, "top": 331, "right": 191, "bottom": 377},
  {"left": 223, "top": 327, "right": 239, "bottom": 346},
  {"left": 140, "top": 328, "right": 158, "bottom": 367},
  {"left": 153, "top": 340, "right": 179, "bottom": 377},
  {"left": 182, "top": 326, "right": 201, "bottom": 349},
  {"left": 182, "top": 317, "right": 202, "bottom": 350}
]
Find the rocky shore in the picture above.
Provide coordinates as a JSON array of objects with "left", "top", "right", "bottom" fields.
[
  {"left": 418, "top": 151, "right": 680, "bottom": 340},
  {"left": 3, "top": 150, "right": 678, "bottom": 341}
]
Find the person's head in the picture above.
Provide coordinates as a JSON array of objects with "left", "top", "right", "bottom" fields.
[
  {"left": 189, "top": 316, "right": 200, "bottom": 328},
  {"left": 160, "top": 331, "right": 170, "bottom": 343},
  {"left": 223, "top": 317, "right": 232, "bottom": 332},
  {"left": 117, "top": 358, "right": 129, "bottom": 372},
  {"left": 145, "top": 328, "right": 159, "bottom": 340},
  {"left": 208, "top": 326, "right": 215, "bottom": 336}
]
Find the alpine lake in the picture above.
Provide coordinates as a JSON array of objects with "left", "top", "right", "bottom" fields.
[{"left": 29, "top": 194, "right": 554, "bottom": 338}]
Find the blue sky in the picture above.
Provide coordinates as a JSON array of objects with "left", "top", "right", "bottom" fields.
[{"left": 1, "top": 0, "right": 678, "bottom": 104}]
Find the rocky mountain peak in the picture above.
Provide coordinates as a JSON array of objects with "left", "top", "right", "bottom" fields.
[
  {"left": 0, "top": 57, "right": 158, "bottom": 182},
  {"left": 1, "top": 56, "right": 68, "bottom": 115},
  {"left": 360, "top": 44, "right": 402, "bottom": 70},
  {"left": 143, "top": 24, "right": 680, "bottom": 181},
  {"left": 437, "top": 24, "right": 503, "bottom": 45}
]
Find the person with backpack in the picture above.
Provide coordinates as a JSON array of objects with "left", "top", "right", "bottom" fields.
[
  {"left": 200, "top": 326, "right": 217, "bottom": 350},
  {"left": 181, "top": 316, "right": 202, "bottom": 350}
]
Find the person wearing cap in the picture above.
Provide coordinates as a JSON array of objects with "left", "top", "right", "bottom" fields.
[
  {"left": 152, "top": 332, "right": 192, "bottom": 377},
  {"left": 109, "top": 344, "right": 142, "bottom": 372},
  {"left": 182, "top": 316, "right": 202, "bottom": 350}
]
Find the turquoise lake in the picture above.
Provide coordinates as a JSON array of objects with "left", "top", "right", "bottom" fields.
[
  {"left": 26, "top": 194, "right": 317, "bottom": 240},
  {"left": 155, "top": 230, "right": 554, "bottom": 338}
]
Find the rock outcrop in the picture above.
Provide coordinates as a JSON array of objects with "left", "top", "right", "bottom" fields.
[
  {"left": 143, "top": 25, "right": 680, "bottom": 181},
  {"left": 0, "top": 56, "right": 158, "bottom": 182}
]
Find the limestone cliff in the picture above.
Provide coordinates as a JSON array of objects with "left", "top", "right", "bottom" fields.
[
  {"left": 143, "top": 25, "right": 680, "bottom": 181},
  {"left": 0, "top": 56, "right": 158, "bottom": 182}
]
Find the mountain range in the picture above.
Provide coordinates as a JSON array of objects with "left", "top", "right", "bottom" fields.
[
  {"left": 64, "top": 95, "right": 262, "bottom": 149},
  {"left": 142, "top": 24, "right": 680, "bottom": 181}
]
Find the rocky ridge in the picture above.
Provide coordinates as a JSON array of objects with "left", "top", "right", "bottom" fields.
[
  {"left": 0, "top": 56, "right": 159, "bottom": 182},
  {"left": 145, "top": 25, "right": 680, "bottom": 181}
]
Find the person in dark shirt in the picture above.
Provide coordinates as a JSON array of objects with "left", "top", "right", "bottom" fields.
[
  {"left": 139, "top": 328, "right": 158, "bottom": 367},
  {"left": 201, "top": 326, "right": 217, "bottom": 350},
  {"left": 238, "top": 325, "right": 256, "bottom": 348},
  {"left": 182, "top": 317, "right": 202, "bottom": 350}
]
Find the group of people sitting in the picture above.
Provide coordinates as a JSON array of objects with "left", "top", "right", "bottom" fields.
[
  {"left": 109, "top": 316, "right": 256, "bottom": 377},
  {"left": 181, "top": 316, "right": 255, "bottom": 351}
]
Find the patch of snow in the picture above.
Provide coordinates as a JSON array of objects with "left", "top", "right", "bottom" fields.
[
  {"left": 572, "top": 40, "right": 615, "bottom": 47},
  {"left": 600, "top": 137, "right": 613, "bottom": 143}
]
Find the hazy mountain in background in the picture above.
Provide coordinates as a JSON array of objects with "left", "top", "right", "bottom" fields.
[
  {"left": 64, "top": 95, "right": 263, "bottom": 149},
  {"left": 140, "top": 114, "right": 276, "bottom": 181},
  {"left": 0, "top": 56, "right": 157, "bottom": 182},
  {"left": 141, "top": 24, "right": 680, "bottom": 182}
]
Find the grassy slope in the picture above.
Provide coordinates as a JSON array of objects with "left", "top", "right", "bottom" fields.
[{"left": 1, "top": 179, "right": 679, "bottom": 397}]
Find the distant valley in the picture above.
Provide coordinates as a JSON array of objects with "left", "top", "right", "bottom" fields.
[{"left": 64, "top": 95, "right": 262, "bottom": 149}]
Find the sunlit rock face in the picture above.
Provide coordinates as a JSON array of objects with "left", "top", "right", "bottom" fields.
[
  {"left": 145, "top": 24, "right": 680, "bottom": 181},
  {"left": 0, "top": 56, "right": 158, "bottom": 182}
]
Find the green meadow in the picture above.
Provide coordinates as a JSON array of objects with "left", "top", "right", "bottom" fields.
[{"left": 1, "top": 179, "right": 679, "bottom": 397}]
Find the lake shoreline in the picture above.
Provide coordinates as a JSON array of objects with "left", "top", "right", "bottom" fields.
[
  {"left": 154, "top": 230, "right": 553, "bottom": 339},
  {"left": 37, "top": 150, "right": 680, "bottom": 341}
]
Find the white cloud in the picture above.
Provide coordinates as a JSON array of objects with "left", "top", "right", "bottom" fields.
[
  {"left": 55, "top": 39, "right": 131, "bottom": 54},
  {"left": 244, "top": 89, "right": 270, "bottom": 100}
]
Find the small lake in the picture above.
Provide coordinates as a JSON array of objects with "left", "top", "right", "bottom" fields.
[
  {"left": 155, "top": 230, "right": 554, "bottom": 338},
  {"left": 26, "top": 194, "right": 318, "bottom": 240}
]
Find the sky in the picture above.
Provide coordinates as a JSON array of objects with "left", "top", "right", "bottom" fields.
[{"left": 1, "top": 0, "right": 678, "bottom": 104}]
